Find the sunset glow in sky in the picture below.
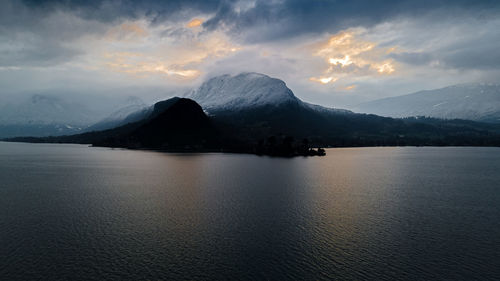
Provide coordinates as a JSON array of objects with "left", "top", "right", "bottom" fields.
[{"left": 1, "top": 0, "right": 500, "bottom": 107}]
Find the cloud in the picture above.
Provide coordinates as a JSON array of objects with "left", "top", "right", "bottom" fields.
[
  {"left": 187, "top": 18, "right": 204, "bottom": 28},
  {"left": 98, "top": 20, "right": 241, "bottom": 81},
  {"left": 0, "top": 1, "right": 107, "bottom": 67},
  {"left": 437, "top": 19, "right": 500, "bottom": 70},
  {"left": 20, "top": 0, "right": 221, "bottom": 23},
  {"left": 309, "top": 30, "right": 397, "bottom": 84},
  {"left": 202, "top": 0, "right": 500, "bottom": 43},
  {"left": 105, "top": 21, "right": 149, "bottom": 41},
  {"left": 0, "top": 35, "right": 82, "bottom": 67},
  {"left": 367, "top": 17, "right": 500, "bottom": 72},
  {"left": 1, "top": 0, "right": 500, "bottom": 108},
  {"left": 0, "top": 0, "right": 221, "bottom": 67},
  {"left": 388, "top": 52, "right": 433, "bottom": 66},
  {"left": 344, "top": 85, "right": 356, "bottom": 91}
]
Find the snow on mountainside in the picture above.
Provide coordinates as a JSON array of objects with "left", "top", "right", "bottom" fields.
[
  {"left": 97, "top": 97, "right": 147, "bottom": 123},
  {"left": 185, "top": 72, "right": 299, "bottom": 111},
  {"left": 185, "top": 72, "right": 351, "bottom": 115},
  {"left": 87, "top": 73, "right": 352, "bottom": 134},
  {"left": 84, "top": 97, "right": 151, "bottom": 132},
  {"left": 353, "top": 83, "right": 500, "bottom": 122}
]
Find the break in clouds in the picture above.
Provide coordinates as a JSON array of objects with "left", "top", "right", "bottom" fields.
[{"left": 1, "top": 0, "right": 500, "bottom": 107}]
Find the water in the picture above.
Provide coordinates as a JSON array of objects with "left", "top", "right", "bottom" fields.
[{"left": 1, "top": 142, "right": 499, "bottom": 280}]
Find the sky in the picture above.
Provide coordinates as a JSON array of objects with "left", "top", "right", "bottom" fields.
[{"left": 1, "top": 0, "right": 500, "bottom": 108}]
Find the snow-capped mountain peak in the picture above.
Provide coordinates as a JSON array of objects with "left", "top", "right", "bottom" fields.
[{"left": 185, "top": 72, "right": 299, "bottom": 112}]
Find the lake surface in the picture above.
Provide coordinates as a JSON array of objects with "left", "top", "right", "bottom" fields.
[{"left": 1, "top": 142, "right": 499, "bottom": 280}]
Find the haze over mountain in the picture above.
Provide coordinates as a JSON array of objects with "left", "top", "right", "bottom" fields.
[
  {"left": 84, "top": 96, "right": 151, "bottom": 132},
  {"left": 0, "top": 95, "right": 96, "bottom": 138},
  {"left": 0, "top": 95, "right": 93, "bottom": 125},
  {"left": 353, "top": 84, "right": 500, "bottom": 123},
  {"left": 0, "top": 94, "right": 150, "bottom": 138}
]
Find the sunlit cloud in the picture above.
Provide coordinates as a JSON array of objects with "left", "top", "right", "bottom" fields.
[
  {"left": 105, "top": 21, "right": 149, "bottom": 42},
  {"left": 309, "top": 76, "right": 337, "bottom": 84},
  {"left": 309, "top": 30, "right": 397, "bottom": 85},
  {"left": 344, "top": 85, "right": 356, "bottom": 91},
  {"left": 96, "top": 20, "right": 241, "bottom": 81},
  {"left": 329, "top": 55, "right": 353, "bottom": 67},
  {"left": 103, "top": 52, "right": 201, "bottom": 79},
  {"left": 377, "top": 63, "right": 395, "bottom": 74},
  {"left": 187, "top": 18, "right": 204, "bottom": 28}
]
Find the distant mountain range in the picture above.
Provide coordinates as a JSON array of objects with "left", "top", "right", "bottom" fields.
[
  {"left": 353, "top": 84, "right": 500, "bottom": 123},
  {"left": 7, "top": 73, "right": 500, "bottom": 155},
  {"left": 0, "top": 95, "right": 148, "bottom": 138},
  {"left": 83, "top": 97, "right": 151, "bottom": 132},
  {"left": 0, "top": 95, "right": 94, "bottom": 138}
]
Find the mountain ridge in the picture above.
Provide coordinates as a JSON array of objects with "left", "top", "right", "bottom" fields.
[
  {"left": 5, "top": 74, "right": 500, "bottom": 155},
  {"left": 353, "top": 83, "right": 500, "bottom": 123}
]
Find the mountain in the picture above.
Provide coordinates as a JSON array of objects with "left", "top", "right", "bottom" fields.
[
  {"left": 84, "top": 96, "right": 151, "bottom": 132},
  {"left": 123, "top": 98, "right": 217, "bottom": 148},
  {"left": 0, "top": 95, "right": 98, "bottom": 138},
  {"left": 183, "top": 74, "right": 499, "bottom": 147},
  {"left": 185, "top": 72, "right": 358, "bottom": 141},
  {"left": 353, "top": 84, "right": 500, "bottom": 123},
  {"left": 0, "top": 94, "right": 154, "bottom": 138},
  {"left": 6, "top": 74, "right": 500, "bottom": 154},
  {"left": 185, "top": 72, "right": 299, "bottom": 112},
  {"left": 0, "top": 94, "right": 94, "bottom": 125},
  {"left": 184, "top": 73, "right": 426, "bottom": 143},
  {"left": 13, "top": 97, "right": 220, "bottom": 151}
]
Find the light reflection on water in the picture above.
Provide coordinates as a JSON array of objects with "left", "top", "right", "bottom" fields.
[{"left": 0, "top": 142, "right": 499, "bottom": 280}]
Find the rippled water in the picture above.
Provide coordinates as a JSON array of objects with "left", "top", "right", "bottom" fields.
[{"left": 1, "top": 142, "right": 499, "bottom": 280}]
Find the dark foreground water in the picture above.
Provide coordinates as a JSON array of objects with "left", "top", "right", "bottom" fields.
[{"left": 1, "top": 142, "right": 499, "bottom": 280}]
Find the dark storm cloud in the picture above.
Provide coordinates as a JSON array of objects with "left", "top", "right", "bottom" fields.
[
  {"left": 21, "top": 0, "right": 222, "bottom": 23},
  {"left": 2, "top": 0, "right": 500, "bottom": 70},
  {"left": 0, "top": 0, "right": 102, "bottom": 67},
  {"left": 202, "top": 0, "right": 500, "bottom": 43},
  {"left": 0, "top": 0, "right": 224, "bottom": 67},
  {"left": 16, "top": 0, "right": 500, "bottom": 40}
]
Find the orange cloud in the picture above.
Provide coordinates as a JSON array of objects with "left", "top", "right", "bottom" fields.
[
  {"left": 187, "top": 18, "right": 203, "bottom": 28},
  {"left": 105, "top": 21, "right": 148, "bottom": 41},
  {"left": 104, "top": 51, "right": 201, "bottom": 79},
  {"left": 100, "top": 23, "right": 241, "bottom": 80},
  {"left": 309, "top": 76, "right": 337, "bottom": 84},
  {"left": 309, "top": 30, "right": 397, "bottom": 85}
]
